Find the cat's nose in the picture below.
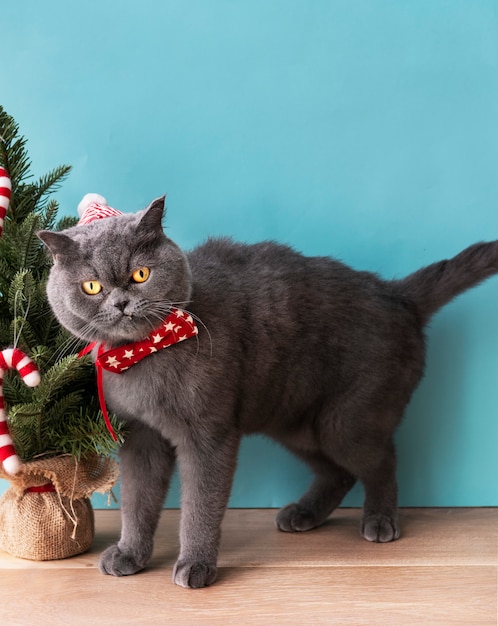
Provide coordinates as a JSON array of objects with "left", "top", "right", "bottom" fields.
[
  {"left": 108, "top": 289, "right": 130, "bottom": 314},
  {"left": 114, "top": 300, "right": 129, "bottom": 313}
]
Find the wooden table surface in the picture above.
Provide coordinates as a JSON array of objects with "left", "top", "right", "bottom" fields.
[{"left": 0, "top": 508, "right": 496, "bottom": 625}]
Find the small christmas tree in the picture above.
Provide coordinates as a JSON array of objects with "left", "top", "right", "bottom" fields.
[
  {"left": 0, "top": 106, "right": 123, "bottom": 561},
  {"left": 0, "top": 105, "right": 124, "bottom": 463}
]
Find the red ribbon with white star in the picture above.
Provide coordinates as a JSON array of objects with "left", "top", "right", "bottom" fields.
[{"left": 79, "top": 308, "right": 198, "bottom": 441}]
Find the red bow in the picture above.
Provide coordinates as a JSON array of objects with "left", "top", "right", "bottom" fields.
[{"left": 79, "top": 308, "right": 198, "bottom": 441}]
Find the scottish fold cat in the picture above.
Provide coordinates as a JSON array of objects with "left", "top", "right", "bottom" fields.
[{"left": 38, "top": 198, "right": 498, "bottom": 587}]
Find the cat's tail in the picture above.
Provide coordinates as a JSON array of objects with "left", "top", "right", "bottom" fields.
[{"left": 399, "top": 241, "right": 498, "bottom": 324}]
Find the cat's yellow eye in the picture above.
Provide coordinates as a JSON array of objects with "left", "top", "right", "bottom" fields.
[
  {"left": 131, "top": 267, "right": 150, "bottom": 283},
  {"left": 81, "top": 280, "right": 102, "bottom": 295}
]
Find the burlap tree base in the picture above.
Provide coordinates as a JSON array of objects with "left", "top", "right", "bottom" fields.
[{"left": 0, "top": 454, "right": 118, "bottom": 560}]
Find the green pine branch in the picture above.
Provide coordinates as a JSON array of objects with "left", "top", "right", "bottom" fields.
[
  {"left": 0, "top": 105, "right": 125, "bottom": 463},
  {"left": 0, "top": 113, "right": 31, "bottom": 187}
]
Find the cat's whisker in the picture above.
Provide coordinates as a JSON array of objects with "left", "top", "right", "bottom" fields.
[
  {"left": 150, "top": 300, "right": 213, "bottom": 357},
  {"left": 47, "top": 324, "right": 95, "bottom": 366},
  {"left": 133, "top": 300, "right": 212, "bottom": 357},
  {"left": 169, "top": 299, "right": 193, "bottom": 309},
  {"left": 182, "top": 308, "right": 213, "bottom": 357}
]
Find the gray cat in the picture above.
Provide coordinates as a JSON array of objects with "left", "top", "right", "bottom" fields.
[{"left": 38, "top": 198, "right": 498, "bottom": 588}]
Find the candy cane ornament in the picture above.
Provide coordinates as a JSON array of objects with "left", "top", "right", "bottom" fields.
[
  {"left": 0, "top": 166, "right": 12, "bottom": 239},
  {"left": 0, "top": 348, "right": 41, "bottom": 475},
  {"left": 0, "top": 170, "right": 42, "bottom": 472}
]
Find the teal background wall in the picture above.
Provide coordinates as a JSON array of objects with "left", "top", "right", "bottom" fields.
[{"left": 1, "top": 1, "right": 497, "bottom": 508}]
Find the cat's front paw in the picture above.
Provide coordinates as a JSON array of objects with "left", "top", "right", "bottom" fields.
[
  {"left": 173, "top": 559, "right": 218, "bottom": 588},
  {"left": 99, "top": 544, "right": 148, "bottom": 577},
  {"left": 275, "top": 503, "right": 319, "bottom": 532},
  {"left": 361, "top": 514, "right": 400, "bottom": 543}
]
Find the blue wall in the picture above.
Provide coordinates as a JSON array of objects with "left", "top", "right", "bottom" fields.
[{"left": 2, "top": 1, "right": 497, "bottom": 507}]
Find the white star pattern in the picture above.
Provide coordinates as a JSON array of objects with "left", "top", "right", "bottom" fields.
[
  {"left": 106, "top": 355, "right": 120, "bottom": 368},
  {"left": 149, "top": 346, "right": 158, "bottom": 353},
  {"left": 123, "top": 349, "right": 134, "bottom": 359},
  {"left": 164, "top": 321, "right": 176, "bottom": 332},
  {"left": 152, "top": 334, "right": 162, "bottom": 344}
]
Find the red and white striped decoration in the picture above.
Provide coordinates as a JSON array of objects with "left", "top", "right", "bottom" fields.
[
  {"left": 0, "top": 168, "right": 43, "bottom": 473},
  {"left": 0, "top": 166, "right": 12, "bottom": 239},
  {"left": 0, "top": 348, "right": 41, "bottom": 475},
  {"left": 77, "top": 193, "right": 123, "bottom": 225}
]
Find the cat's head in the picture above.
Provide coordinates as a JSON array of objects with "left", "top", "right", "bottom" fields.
[{"left": 38, "top": 197, "right": 192, "bottom": 346}]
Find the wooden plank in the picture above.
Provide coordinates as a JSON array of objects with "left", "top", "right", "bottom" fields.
[
  {"left": 0, "top": 508, "right": 495, "bottom": 569},
  {"left": 1, "top": 566, "right": 495, "bottom": 625},
  {"left": 217, "top": 507, "right": 498, "bottom": 568}
]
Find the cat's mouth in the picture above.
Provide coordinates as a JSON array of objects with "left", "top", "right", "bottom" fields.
[{"left": 89, "top": 312, "right": 155, "bottom": 345}]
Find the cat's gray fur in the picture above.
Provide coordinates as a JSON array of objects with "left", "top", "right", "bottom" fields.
[{"left": 38, "top": 198, "right": 498, "bottom": 587}]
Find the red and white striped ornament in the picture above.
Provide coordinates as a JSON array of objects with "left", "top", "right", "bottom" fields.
[
  {"left": 0, "top": 348, "right": 41, "bottom": 475},
  {"left": 0, "top": 168, "right": 42, "bottom": 473},
  {"left": 0, "top": 166, "right": 12, "bottom": 239}
]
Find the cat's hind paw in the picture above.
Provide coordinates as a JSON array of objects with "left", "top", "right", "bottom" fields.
[
  {"left": 275, "top": 503, "right": 320, "bottom": 532},
  {"left": 99, "top": 544, "right": 147, "bottom": 577},
  {"left": 361, "top": 514, "right": 400, "bottom": 543},
  {"left": 173, "top": 560, "right": 218, "bottom": 588}
]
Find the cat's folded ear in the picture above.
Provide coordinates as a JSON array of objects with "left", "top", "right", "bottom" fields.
[{"left": 37, "top": 230, "right": 80, "bottom": 259}]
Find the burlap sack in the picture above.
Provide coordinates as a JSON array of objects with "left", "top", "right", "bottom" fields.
[{"left": 0, "top": 454, "right": 119, "bottom": 560}]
